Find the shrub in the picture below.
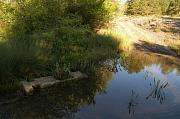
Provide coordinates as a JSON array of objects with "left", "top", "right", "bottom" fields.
[
  {"left": 0, "top": 0, "right": 119, "bottom": 92},
  {"left": 65, "top": 0, "right": 118, "bottom": 28}
]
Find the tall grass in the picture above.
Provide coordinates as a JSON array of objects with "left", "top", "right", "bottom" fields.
[{"left": 98, "top": 28, "right": 133, "bottom": 51}]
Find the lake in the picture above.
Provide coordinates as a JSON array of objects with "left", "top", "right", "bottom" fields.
[{"left": 0, "top": 51, "right": 180, "bottom": 119}]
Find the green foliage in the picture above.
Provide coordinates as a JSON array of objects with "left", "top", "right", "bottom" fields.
[
  {"left": 0, "top": 40, "right": 48, "bottom": 81},
  {"left": 49, "top": 24, "right": 118, "bottom": 78},
  {"left": 65, "top": 0, "right": 118, "bottom": 28},
  {"left": 0, "top": 2, "right": 15, "bottom": 40},
  {"left": 125, "top": 0, "right": 180, "bottom": 16},
  {"left": 159, "top": 0, "right": 171, "bottom": 15},
  {"left": 126, "top": 0, "right": 161, "bottom": 15},
  {"left": 0, "top": 0, "right": 119, "bottom": 92},
  {"left": 166, "top": 0, "right": 180, "bottom": 15}
]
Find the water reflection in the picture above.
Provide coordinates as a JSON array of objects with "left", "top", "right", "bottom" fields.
[
  {"left": 102, "top": 59, "right": 120, "bottom": 73},
  {"left": 0, "top": 64, "right": 115, "bottom": 119},
  {"left": 119, "top": 51, "right": 180, "bottom": 74},
  {"left": 146, "top": 78, "right": 169, "bottom": 104},
  {"left": 128, "top": 90, "right": 139, "bottom": 116},
  {"left": 0, "top": 50, "right": 180, "bottom": 119}
]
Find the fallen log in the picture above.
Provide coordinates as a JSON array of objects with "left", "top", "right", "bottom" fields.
[{"left": 21, "top": 71, "right": 88, "bottom": 94}]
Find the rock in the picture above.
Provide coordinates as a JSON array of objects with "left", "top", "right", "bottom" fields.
[
  {"left": 21, "top": 76, "right": 60, "bottom": 94},
  {"left": 21, "top": 72, "right": 88, "bottom": 94},
  {"left": 33, "top": 76, "right": 60, "bottom": 88},
  {"left": 21, "top": 81, "right": 34, "bottom": 94},
  {"left": 69, "top": 71, "right": 88, "bottom": 79}
]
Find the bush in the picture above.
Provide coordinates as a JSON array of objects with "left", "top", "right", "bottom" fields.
[
  {"left": 0, "top": 0, "right": 119, "bottom": 92},
  {"left": 65, "top": 0, "right": 118, "bottom": 28},
  {"left": 125, "top": 0, "right": 180, "bottom": 16}
]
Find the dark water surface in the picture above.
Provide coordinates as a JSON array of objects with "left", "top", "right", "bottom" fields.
[{"left": 0, "top": 51, "right": 180, "bottom": 119}]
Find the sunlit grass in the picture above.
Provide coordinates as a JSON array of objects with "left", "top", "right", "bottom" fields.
[
  {"left": 98, "top": 28, "right": 133, "bottom": 51},
  {"left": 169, "top": 45, "right": 180, "bottom": 56}
]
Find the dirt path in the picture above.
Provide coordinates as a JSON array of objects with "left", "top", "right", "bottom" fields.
[
  {"left": 114, "top": 17, "right": 166, "bottom": 45},
  {"left": 109, "top": 17, "right": 180, "bottom": 57}
]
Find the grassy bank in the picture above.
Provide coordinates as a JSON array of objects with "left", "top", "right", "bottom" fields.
[
  {"left": 98, "top": 28, "right": 133, "bottom": 51},
  {"left": 0, "top": 0, "right": 119, "bottom": 93}
]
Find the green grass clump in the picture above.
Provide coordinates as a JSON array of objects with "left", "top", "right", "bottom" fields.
[{"left": 98, "top": 28, "right": 133, "bottom": 51}]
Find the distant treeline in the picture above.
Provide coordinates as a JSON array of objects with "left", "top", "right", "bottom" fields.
[{"left": 125, "top": 0, "right": 180, "bottom": 16}]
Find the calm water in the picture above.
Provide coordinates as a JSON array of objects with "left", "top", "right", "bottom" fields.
[{"left": 0, "top": 51, "right": 180, "bottom": 119}]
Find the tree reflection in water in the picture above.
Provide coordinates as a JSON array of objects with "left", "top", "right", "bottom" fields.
[
  {"left": 119, "top": 50, "right": 180, "bottom": 74},
  {"left": 128, "top": 90, "right": 139, "bottom": 116},
  {"left": 0, "top": 55, "right": 117, "bottom": 119},
  {"left": 0, "top": 73, "right": 112, "bottom": 119}
]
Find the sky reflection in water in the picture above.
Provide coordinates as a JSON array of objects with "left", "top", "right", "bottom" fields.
[{"left": 74, "top": 52, "right": 180, "bottom": 119}]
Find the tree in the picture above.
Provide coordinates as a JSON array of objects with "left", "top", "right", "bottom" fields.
[
  {"left": 166, "top": 0, "right": 180, "bottom": 15},
  {"left": 125, "top": 0, "right": 179, "bottom": 16}
]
